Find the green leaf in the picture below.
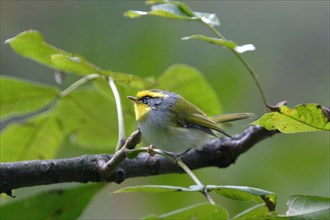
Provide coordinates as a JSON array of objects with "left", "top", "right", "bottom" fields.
[
  {"left": 0, "top": 113, "right": 63, "bottom": 162},
  {"left": 124, "top": 6, "right": 190, "bottom": 21},
  {"left": 252, "top": 103, "right": 330, "bottom": 133},
  {"left": 0, "top": 184, "right": 102, "bottom": 220},
  {"left": 5, "top": 30, "right": 72, "bottom": 70},
  {"left": 112, "top": 185, "right": 194, "bottom": 194},
  {"left": 54, "top": 87, "right": 118, "bottom": 150},
  {"left": 5, "top": 30, "right": 155, "bottom": 86},
  {"left": 125, "top": 1, "right": 219, "bottom": 26},
  {"left": 232, "top": 204, "right": 271, "bottom": 220},
  {"left": 50, "top": 54, "right": 102, "bottom": 76},
  {"left": 5, "top": 30, "right": 102, "bottom": 76},
  {"left": 284, "top": 195, "right": 330, "bottom": 219},
  {"left": 5, "top": 30, "right": 104, "bottom": 76},
  {"left": 150, "top": 3, "right": 192, "bottom": 19},
  {"left": 207, "top": 185, "right": 277, "bottom": 211},
  {"left": 114, "top": 184, "right": 276, "bottom": 215},
  {"left": 182, "top": 34, "right": 237, "bottom": 50},
  {"left": 182, "top": 35, "right": 256, "bottom": 54},
  {"left": 145, "top": 203, "right": 228, "bottom": 220},
  {"left": 0, "top": 76, "right": 59, "bottom": 119},
  {"left": 113, "top": 184, "right": 276, "bottom": 210},
  {"left": 157, "top": 64, "right": 223, "bottom": 115},
  {"left": 110, "top": 71, "right": 156, "bottom": 90},
  {"left": 146, "top": 0, "right": 195, "bottom": 17}
]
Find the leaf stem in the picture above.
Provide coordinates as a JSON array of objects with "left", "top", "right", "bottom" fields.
[
  {"left": 59, "top": 73, "right": 103, "bottom": 97},
  {"left": 108, "top": 77, "right": 126, "bottom": 151},
  {"left": 176, "top": 159, "right": 202, "bottom": 186},
  {"left": 203, "top": 22, "right": 269, "bottom": 111},
  {"left": 231, "top": 52, "right": 269, "bottom": 112},
  {"left": 176, "top": 158, "right": 215, "bottom": 205},
  {"left": 201, "top": 21, "right": 227, "bottom": 41},
  {"left": 150, "top": 148, "right": 216, "bottom": 205}
]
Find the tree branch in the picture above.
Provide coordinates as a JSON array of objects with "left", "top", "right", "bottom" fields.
[{"left": 0, "top": 126, "right": 276, "bottom": 196}]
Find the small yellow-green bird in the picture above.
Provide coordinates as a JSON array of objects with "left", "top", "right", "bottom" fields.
[{"left": 128, "top": 89, "right": 253, "bottom": 152}]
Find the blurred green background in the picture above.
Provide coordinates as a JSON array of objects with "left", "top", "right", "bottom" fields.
[{"left": 1, "top": 1, "right": 329, "bottom": 219}]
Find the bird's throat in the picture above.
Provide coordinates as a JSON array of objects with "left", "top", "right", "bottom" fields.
[{"left": 135, "top": 104, "right": 151, "bottom": 121}]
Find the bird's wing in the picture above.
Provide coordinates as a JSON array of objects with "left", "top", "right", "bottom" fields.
[
  {"left": 186, "top": 113, "right": 231, "bottom": 138},
  {"left": 211, "top": 113, "right": 255, "bottom": 123}
]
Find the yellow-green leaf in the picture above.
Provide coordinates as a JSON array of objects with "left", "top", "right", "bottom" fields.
[
  {"left": 182, "top": 35, "right": 237, "bottom": 50},
  {"left": 125, "top": 1, "right": 219, "bottom": 27},
  {"left": 50, "top": 54, "right": 102, "bottom": 76},
  {"left": 113, "top": 185, "right": 195, "bottom": 194},
  {"left": 5, "top": 30, "right": 154, "bottom": 86},
  {"left": 182, "top": 35, "right": 256, "bottom": 54},
  {"left": 54, "top": 88, "right": 118, "bottom": 151},
  {"left": 0, "top": 76, "right": 59, "bottom": 119},
  {"left": 5, "top": 30, "right": 103, "bottom": 76},
  {"left": 252, "top": 103, "right": 330, "bottom": 133},
  {"left": 285, "top": 195, "right": 330, "bottom": 219},
  {"left": 0, "top": 184, "right": 103, "bottom": 220},
  {"left": 155, "top": 203, "right": 228, "bottom": 220},
  {"left": 0, "top": 113, "right": 63, "bottom": 162},
  {"left": 208, "top": 185, "right": 276, "bottom": 211},
  {"left": 5, "top": 30, "right": 71, "bottom": 70},
  {"left": 232, "top": 204, "right": 270, "bottom": 220}
]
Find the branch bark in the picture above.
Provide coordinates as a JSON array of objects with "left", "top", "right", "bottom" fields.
[{"left": 0, "top": 126, "right": 276, "bottom": 196}]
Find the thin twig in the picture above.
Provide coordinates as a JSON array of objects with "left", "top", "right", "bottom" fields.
[
  {"left": 59, "top": 73, "right": 102, "bottom": 97},
  {"left": 108, "top": 77, "right": 126, "bottom": 151},
  {"left": 176, "top": 159, "right": 202, "bottom": 186},
  {"left": 202, "top": 22, "right": 268, "bottom": 111},
  {"left": 176, "top": 158, "right": 215, "bottom": 205},
  {"left": 232, "top": 52, "right": 269, "bottom": 112},
  {"left": 150, "top": 148, "right": 216, "bottom": 205}
]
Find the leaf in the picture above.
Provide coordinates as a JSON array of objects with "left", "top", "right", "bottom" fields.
[
  {"left": 113, "top": 184, "right": 276, "bottom": 211},
  {"left": 157, "top": 64, "right": 223, "bottom": 115},
  {"left": 125, "top": 1, "right": 220, "bottom": 27},
  {"left": 182, "top": 35, "right": 237, "bottom": 50},
  {"left": 146, "top": 0, "right": 195, "bottom": 17},
  {"left": 5, "top": 30, "right": 71, "bottom": 70},
  {"left": 284, "top": 195, "right": 330, "bottom": 219},
  {"left": 252, "top": 103, "right": 330, "bottom": 133},
  {"left": 5, "top": 29, "right": 104, "bottom": 76},
  {"left": 6, "top": 30, "right": 154, "bottom": 87},
  {"left": 54, "top": 88, "right": 118, "bottom": 150},
  {"left": 0, "top": 184, "right": 102, "bottom": 220},
  {"left": 50, "top": 54, "right": 103, "bottom": 76},
  {"left": 0, "top": 76, "right": 59, "bottom": 119},
  {"left": 114, "top": 184, "right": 276, "bottom": 216},
  {"left": 150, "top": 3, "right": 192, "bottom": 19},
  {"left": 5, "top": 30, "right": 102, "bottom": 76},
  {"left": 232, "top": 204, "right": 271, "bottom": 220},
  {"left": 150, "top": 203, "right": 229, "bottom": 220},
  {"left": 182, "top": 35, "right": 256, "bottom": 54},
  {"left": 207, "top": 185, "right": 277, "bottom": 211},
  {"left": 0, "top": 113, "right": 63, "bottom": 162},
  {"left": 110, "top": 71, "right": 156, "bottom": 90},
  {"left": 112, "top": 185, "right": 194, "bottom": 194},
  {"left": 5, "top": 30, "right": 103, "bottom": 76}
]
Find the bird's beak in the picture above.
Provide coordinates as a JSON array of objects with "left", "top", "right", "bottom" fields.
[{"left": 127, "top": 96, "right": 138, "bottom": 103}]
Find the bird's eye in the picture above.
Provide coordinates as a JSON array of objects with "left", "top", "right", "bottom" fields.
[{"left": 141, "top": 96, "right": 151, "bottom": 104}]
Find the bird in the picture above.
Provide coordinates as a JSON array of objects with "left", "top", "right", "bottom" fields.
[{"left": 128, "top": 89, "right": 253, "bottom": 152}]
